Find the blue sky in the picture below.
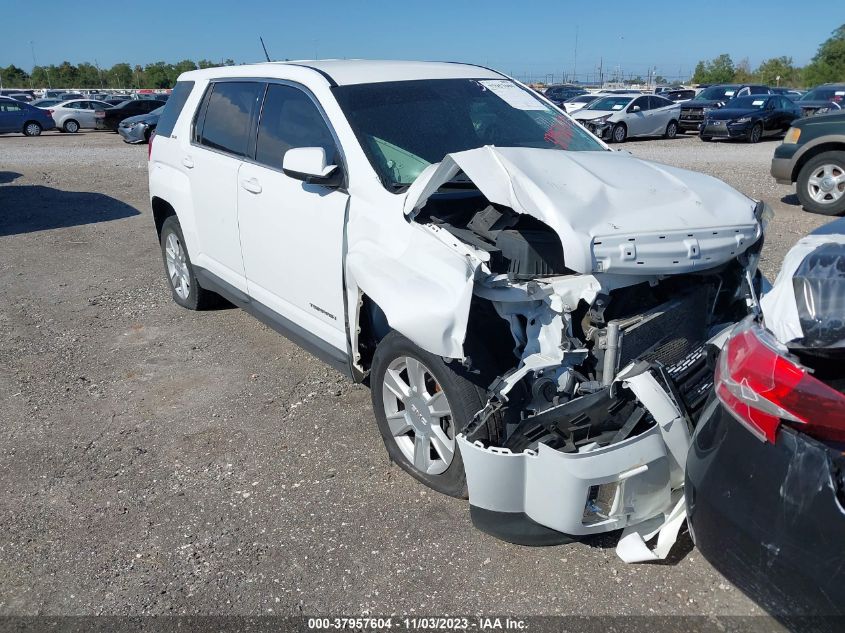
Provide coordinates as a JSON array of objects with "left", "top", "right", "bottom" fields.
[{"left": 5, "top": 1, "right": 841, "bottom": 82}]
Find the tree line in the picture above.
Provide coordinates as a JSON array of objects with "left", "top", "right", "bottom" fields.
[
  {"left": 0, "top": 59, "right": 236, "bottom": 90},
  {"left": 692, "top": 24, "right": 845, "bottom": 87},
  {"left": 2, "top": 24, "right": 844, "bottom": 91}
]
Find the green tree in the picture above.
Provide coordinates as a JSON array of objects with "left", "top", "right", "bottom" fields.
[
  {"left": 0, "top": 64, "right": 30, "bottom": 88},
  {"left": 107, "top": 63, "right": 133, "bottom": 89},
  {"left": 76, "top": 62, "right": 102, "bottom": 88},
  {"left": 144, "top": 61, "right": 174, "bottom": 89},
  {"left": 803, "top": 24, "right": 845, "bottom": 86},
  {"left": 53, "top": 61, "right": 79, "bottom": 87},
  {"left": 756, "top": 56, "right": 798, "bottom": 86},
  {"left": 197, "top": 59, "right": 216, "bottom": 69},
  {"left": 733, "top": 58, "right": 753, "bottom": 83},
  {"left": 691, "top": 54, "right": 735, "bottom": 84},
  {"left": 30, "top": 66, "right": 50, "bottom": 88}
]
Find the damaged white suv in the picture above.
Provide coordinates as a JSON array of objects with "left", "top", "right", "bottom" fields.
[{"left": 149, "top": 61, "right": 768, "bottom": 552}]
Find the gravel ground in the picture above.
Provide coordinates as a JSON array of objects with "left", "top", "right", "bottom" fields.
[{"left": 0, "top": 130, "right": 826, "bottom": 621}]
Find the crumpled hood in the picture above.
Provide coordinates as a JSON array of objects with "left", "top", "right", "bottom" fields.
[
  {"left": 404, "top": 146, "right": 761, "bottom": 274},
  {"left": 572, "top": 110, "right": 616, "bottom": 121}
]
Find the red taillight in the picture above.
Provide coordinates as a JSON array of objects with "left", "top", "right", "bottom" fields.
[
  {"left": 148, "top": 130, "right": 155, "bottom": 160},
  {"left": 715, "top": 320, "right": 845, "bottom": 443},
  {"left": 47, "top": 109, "right": 53, "bottom": 116}
]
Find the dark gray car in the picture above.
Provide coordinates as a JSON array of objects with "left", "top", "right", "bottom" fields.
[{"left": 117, "top": 106, "right": 163, "bottom": 144}]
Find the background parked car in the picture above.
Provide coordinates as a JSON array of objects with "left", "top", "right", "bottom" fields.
[
  {"left": 770, "top": 87, "right": 805, "bottom": 98},
  {"left": 96, "top": 98, "right": 166, "bottom": 132},
  {"left": 0, "top": 96, "right": 56, "bottom": 136},
  {"left": 573, "top": 94, "right": 680, "bottom": 142},
  {"left": 48, "top": 99, "right": 113, "bottom": 133},
  {"left": 102, "top": 97, "right": 130, "bottom": 107},
  {"left": 686, "top": 219, "right": 845, "bottom": 620},
  {"left": 664, "top": 89, "right": 697, "bottom": 102},
  {"left": 560, "top": 93, "right": 598, "bottom": 113},
  {"left": 31, "top": 98, "right": 63, "bottom": 108},
  {"left": 58, "top": 92, "right": 85, "bottom": 101},
  {"left": 680, "top": 84, "right": 772, "bottom": 133},
  {"left": 771, "top": 111, "right": 845, "bottom": 215},
  {"left": 797, "top": 84, "right": 845, "bottom": 117},
  {"left": 700, "top": 94, "right": 800, "bottom": 143},
  {"left": 543, "top": 84, "right": 588, "bottom": 106},
  {"left": 7, "top": 93, "right": 34, "bottom": 102},
  {"left": 118, "top": 105, "right": 163, "bottom": 144}
]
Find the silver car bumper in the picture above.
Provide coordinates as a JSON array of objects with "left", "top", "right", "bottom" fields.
[{"left": 118, "top": 122, "right": 149, "bottom": 144}]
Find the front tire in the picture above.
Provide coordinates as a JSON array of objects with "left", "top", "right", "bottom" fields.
[
  {"left": 63, "top": 119, "right": 80, "bottom": 133},
  {"left": 664, "top": 120, "right": 678, "bottom": 139},
  {"left": 23, "top": 121, "right": 42, "bottom": 136},
  {"left": 159, "top": 216, "right": 220, "bottom": 309},
  {"left": 796, "top": 152, "right": 845, "bottom": 216},
  {"left": 747, "top": 123, "right": 763, "bottom": 144},
  {"left": 611, "top": 123, "right": 627, "bottom": 143},
  {"left": 370, "top": 331, "right": 500, "bottom": 498}
]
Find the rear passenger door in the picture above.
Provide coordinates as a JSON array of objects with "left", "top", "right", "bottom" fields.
[
  {"left": 187, "top": 80, "right": 264, "bottom": 291},
  {"left": 236, "top": 82, "right": 350, "bottom": 355},
  {"left": 0, "top": 100, "right": 24, "bottom": 133}
]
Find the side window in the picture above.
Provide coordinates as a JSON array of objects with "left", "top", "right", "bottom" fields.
[
  {"left": 255, "top": 83, "right": 337, "bottom": 171},
  {"left": 156, "top": 81, "right": 194, "bottom": 138},
  {"left": 196, "top": 81, "right": 263, "bottom": 157},
  {"left": 632, "top": 96, "right": 650, "bottom": 111},
  {"left": 65, "top": 101, "right": 82, "bottom": 109},
  {"left": 0, "top": 101, "right": 22, "bottom": 112},
  {"left": 648, "top": 96, "right": 668, "bottom": 109},
  {"left": 750, "top": 86, "right": 768, "bottom": 95}
]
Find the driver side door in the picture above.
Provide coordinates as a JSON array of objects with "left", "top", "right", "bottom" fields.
[
  {"left": 237, "top": 82, "right": 350, "bottom": 357},
  {"left": 625, "top": 97, "right": 650, "bottom": 137}
]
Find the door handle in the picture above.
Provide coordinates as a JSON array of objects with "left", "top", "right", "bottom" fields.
[
  {"left": 182, "top": 156, "right": 194, "bottom": 169},
  {"left": 240, "top": 177, "right": 262, "bottom": 194}
]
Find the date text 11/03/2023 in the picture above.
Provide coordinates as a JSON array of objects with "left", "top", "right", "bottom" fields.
[{"left": 307, "top": 617, "right": 528, "bottom": 630}]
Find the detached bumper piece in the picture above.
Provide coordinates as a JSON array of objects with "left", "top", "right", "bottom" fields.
[{"left": 459, "top": 365, "right": 697, "bottom": 561}]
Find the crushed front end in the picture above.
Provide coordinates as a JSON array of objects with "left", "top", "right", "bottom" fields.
[{"left": 401, "top": 146, "right": 769, "bottom": 560}]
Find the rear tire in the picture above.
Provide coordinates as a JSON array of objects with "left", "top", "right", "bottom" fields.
[
  {"left": 701, "top": 135, "right": 713, "bottom": 142},
  {"left": 23, "top": 121, "right": 42, "bottom": 136},
  {"left": 664, "top": 120, "right": 678, "bottom": 139},
  {"left": 796, "top": 151, "right": 845, "bottom": 216},
  {"left": 370, "top": 331, "right": 502, "bottom": 498},
  {"left": 63, "top": 119, "right": 80, "bottom": 133},
  {"left": 159, "top": 216, "right": 221, "bottom": 310}
]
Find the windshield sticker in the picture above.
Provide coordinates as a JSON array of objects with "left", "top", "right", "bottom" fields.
[
  {"left": 752, "top": 100, "right": 765, "bottom": 106},
  {"left": 543, "top": 116, "right": 576, "bottom": 149},
  {"left": 480, "top": 80, "right": 546, "bottom": 111},
  {"left": 612, "top": 104, "right": 624, "bottom": 110},
  {"left": 724, "top": 90, "right": 735, "bottom": 96},
  {"left": 836, "top": 91, "right": 845, "bottom": 96}
]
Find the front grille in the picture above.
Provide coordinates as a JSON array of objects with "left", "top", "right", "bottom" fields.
[
  {"left": 665, "top": 343, "right": 713, "bottom": 416},
  {"left": 615, "top": 289, "right": 709, "bottom": 369}
]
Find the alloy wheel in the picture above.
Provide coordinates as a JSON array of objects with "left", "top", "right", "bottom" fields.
[
  {"left": 807, "top": 163, "right": 845, "bottom": 205},
  {"left": 164, "top": 232, "right": 191, "bottom": 300},
  {"left": 381, "top": 356, "right": 455, "bottom": 475}
]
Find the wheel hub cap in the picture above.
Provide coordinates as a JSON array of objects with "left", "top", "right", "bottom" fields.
[
  {"left": 382, "top": 356, "right": 455, "bottom": 475},
  {"left": 165, "top": 233, "right": 190, "bottom": 299},
  {"left": 808, "top": 164, "right": 845, "bottom": 204}
]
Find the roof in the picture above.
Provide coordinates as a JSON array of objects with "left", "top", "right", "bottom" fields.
[{"left": 179, "top": 59, "right": 505, "bottom": 86}]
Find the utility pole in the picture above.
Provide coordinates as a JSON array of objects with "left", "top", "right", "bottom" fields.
[{"left": 573, "top": 25, "right": 579, "bottom": 83}]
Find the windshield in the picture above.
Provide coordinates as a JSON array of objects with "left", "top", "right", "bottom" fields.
[
  {"left": 725, "top": 96, "right": 768, "bottom": 109},
  {"left": 694, "top": 86, "right": 739, "bottom": 101},
  {"left": 583, "top": 96, "right": 633, "bottom": 111},
  {"left": 333, "top": 78, "right": 604, "bottom": 190},
  {"left": 571, "top": 95, "right": 598, "bottom": 103},
  {"left": 801, "top": 88, "right": 844, "bottom": 102}
]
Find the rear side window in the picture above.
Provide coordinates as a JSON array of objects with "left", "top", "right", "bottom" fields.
[
  {"left": 196, "top": 81, "right": 263, "bottom": 157},
  {"left": 0, "top": 101, "right": 22, "bottom": 112},
  {"left": 255, "top": 84, "right": 337, "bottom": 171}
]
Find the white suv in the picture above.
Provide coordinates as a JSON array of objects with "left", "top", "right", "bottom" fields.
[{"left": 149, "top": 61, "right": 767, "bottom": 551}]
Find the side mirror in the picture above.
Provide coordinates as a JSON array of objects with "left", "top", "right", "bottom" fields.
[
  {"left": 630, "top": 105, "right": 641, "bottom": 113},
  {"left": 282, "top": 147, "right": 342, "bottom": 187}
]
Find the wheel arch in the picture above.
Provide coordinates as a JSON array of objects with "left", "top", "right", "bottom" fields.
[
  {"left": 792, "top": 143, "right": 845, "bottom": 182},
  {"left": 151, "top": 196, "right": 177, "bottom": 238}
]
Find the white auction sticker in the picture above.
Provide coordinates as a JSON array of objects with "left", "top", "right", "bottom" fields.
[{"left": 480, "top": 80, "right": 546, "bottom": 110}]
